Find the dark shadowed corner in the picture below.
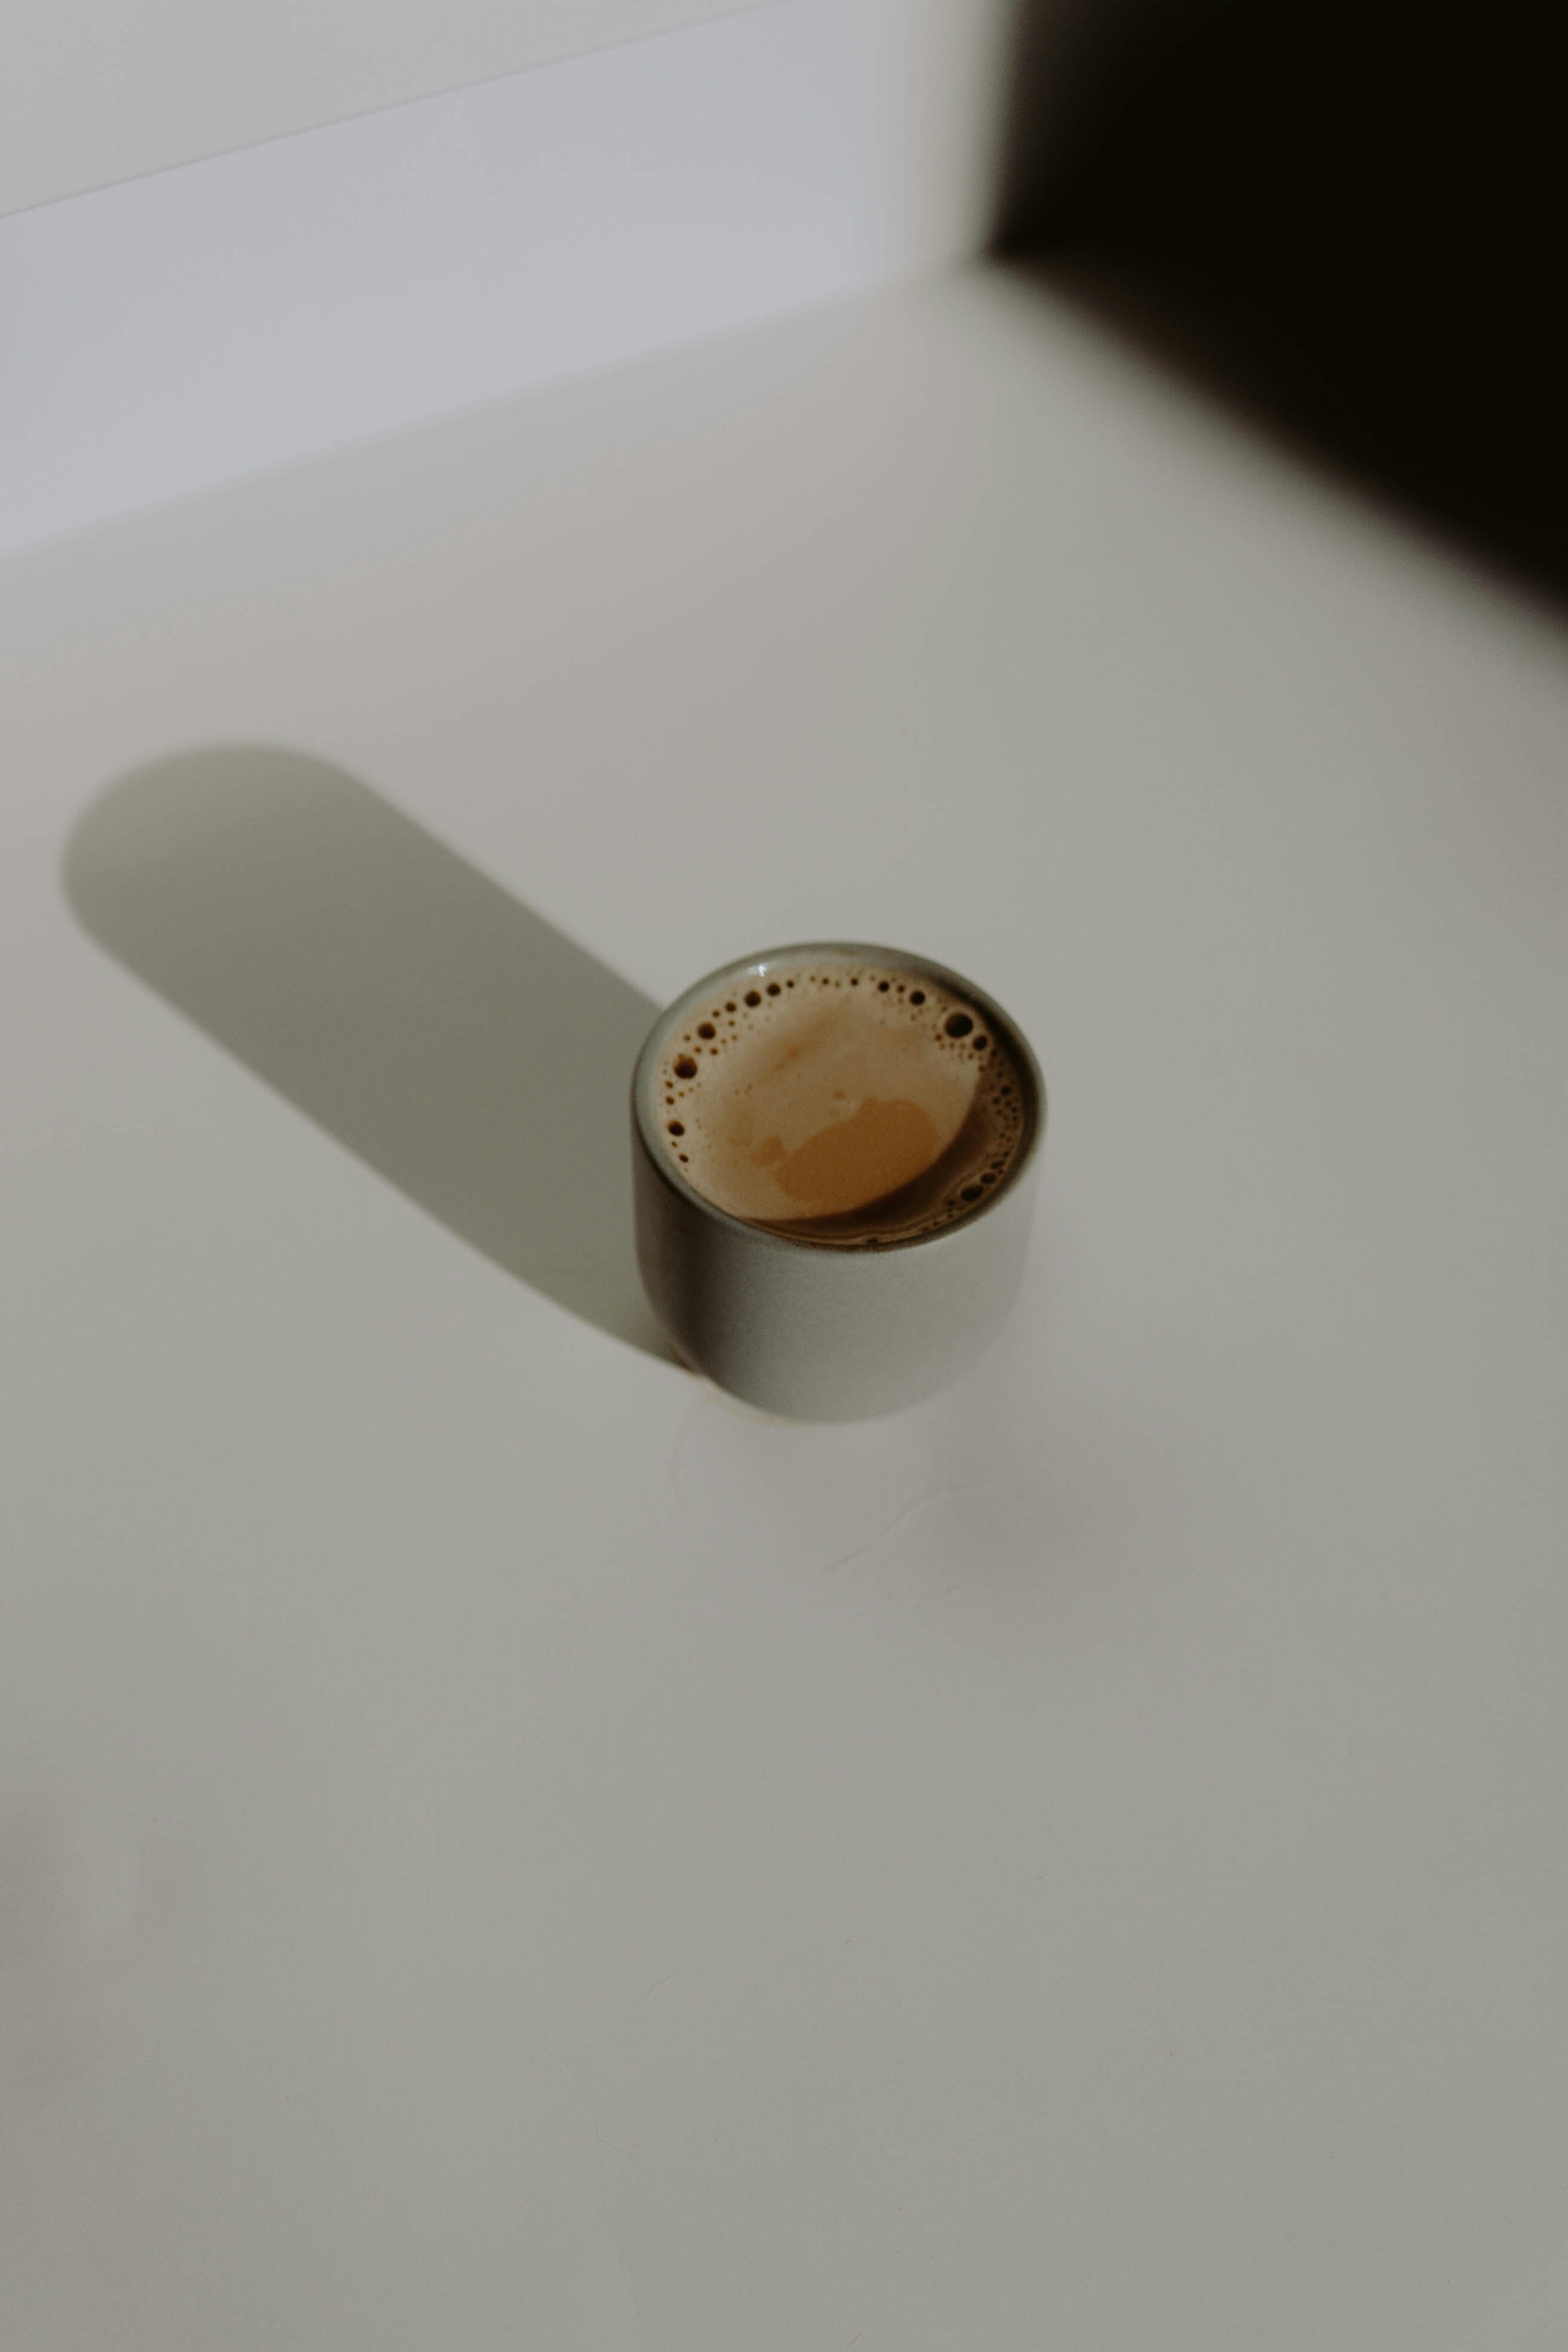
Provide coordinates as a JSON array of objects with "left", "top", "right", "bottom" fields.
[
  {"left": 993, "top": 0, "right": 1568, "bottom": 607},
  {"left": 63, "top": 744, "right": 674, "bottom": 1360}
]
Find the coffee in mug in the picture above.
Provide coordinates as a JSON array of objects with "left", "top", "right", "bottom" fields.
[{"left": 632, "top": 944, "right": 1043, "bottom": 1420}]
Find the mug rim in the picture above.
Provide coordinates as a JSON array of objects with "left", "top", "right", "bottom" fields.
[{"left": 631, "top": 940, "right": 1045, "bottom": 1256}]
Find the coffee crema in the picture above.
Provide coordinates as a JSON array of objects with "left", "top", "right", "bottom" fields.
[{"left": 653, "top": 956, "right": 1029, "bottom": 1245}]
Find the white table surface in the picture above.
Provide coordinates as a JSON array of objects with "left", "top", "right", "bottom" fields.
[{"left": 3, "top": 266, "right": 1567, "bottom": 2350}]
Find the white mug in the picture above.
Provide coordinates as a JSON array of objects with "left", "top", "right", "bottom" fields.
[{"left": 631, "top": 943, "right": 1045, "bottom": 1420}]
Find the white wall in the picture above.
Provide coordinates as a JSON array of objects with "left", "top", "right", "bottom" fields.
[
  {"left": 0, "top": 0, "right": 1024, "bottom": 560},
  {"left": 1, "top": 0, "right": 767, "bottom": 217}
]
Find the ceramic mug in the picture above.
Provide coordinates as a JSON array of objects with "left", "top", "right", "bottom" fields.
[{"left": 631, "top": 942, "right": 1044, "bottom": 1420}]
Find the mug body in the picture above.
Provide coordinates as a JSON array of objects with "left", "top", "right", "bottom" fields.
[{"left": 632, "top": 944, "right": 1044, "bottom": 1420}]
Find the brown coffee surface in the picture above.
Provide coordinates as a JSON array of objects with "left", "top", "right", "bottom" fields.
[{"left": 654, "top": 958, "right": 1028, "bottom": 1245}]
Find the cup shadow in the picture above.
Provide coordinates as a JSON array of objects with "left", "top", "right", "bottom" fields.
[{"left": 63, "top": 743, "right": 672, "bottom": 1359}]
